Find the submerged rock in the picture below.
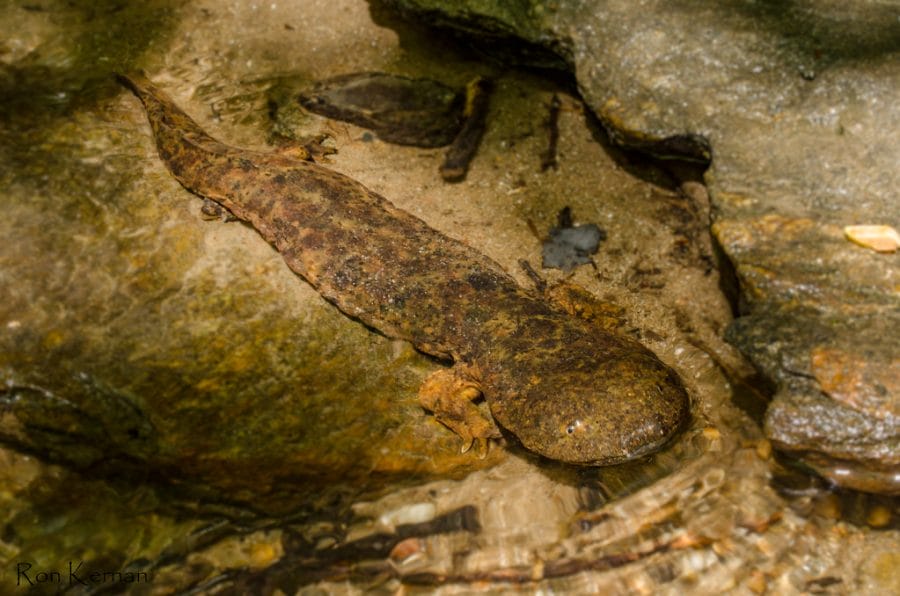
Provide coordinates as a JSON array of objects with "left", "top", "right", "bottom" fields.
[
  {"left": 542, "top": 207, "right": 605, "bottom": 271},
  {"left": 381, "top": 0, "right": 900, "bottom": 494},
  {"left": 728, "top": 310, "right": 899, "bottom": 494},
  {"left": 297, "top": 72, "right": 464, "bottom": 147}
]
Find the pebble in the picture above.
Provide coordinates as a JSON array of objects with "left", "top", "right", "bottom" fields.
[
  {"left": 379, "top": 502, "right": 436, "bottom": 529},
  {"left": 754, "top": 536, "right": 776, "bottom": 557},
  {"left": 747, "top": 569, "right": 767, "bottom": 594},
  {"left": 389, "top": 537, "right": 424, "bottom": 564},
  {"left": 702, "top": 427, "right": 722, "bottom": 441},
  {"left": 866, "top": 505, "right": 892, "bottom": 528},
  {"left": 814, "top": 494, "right": 842, "bottom": 521},
  {"left": 843, "top": 225, "right": 900, "bottom": 253},
  {"left": 249, "top": 541, "right": 279, "bottom": 568}
]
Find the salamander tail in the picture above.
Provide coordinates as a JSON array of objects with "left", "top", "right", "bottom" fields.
[{"left": 116, "top": 71, "right": 222, "bottom": 146}]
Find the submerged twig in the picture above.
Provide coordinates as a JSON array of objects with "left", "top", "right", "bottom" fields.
[
  {"left": 440, "top": 77, "right": 493, "bottom": 182},
  {"left": 540, "top": 94, "right": 561, "bottom": 171}
]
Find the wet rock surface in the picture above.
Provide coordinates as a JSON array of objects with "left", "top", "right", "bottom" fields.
[
  {"left": 0, "top": 0, "right": 897, "bottom": 593},
  {"left": 381, "top": 0, "right": 900, "bottom": 494}
]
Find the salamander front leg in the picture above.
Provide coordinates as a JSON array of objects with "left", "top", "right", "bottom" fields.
[
  {"left": 418, "top": 366, "right": 501, "bottom": 458},
  {"left": 519, "top": 259, "right": 625, "bottom": 334}
]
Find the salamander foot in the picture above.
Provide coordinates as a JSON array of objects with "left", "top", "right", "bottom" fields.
[{"left": 418, "top": 366, "right": 501, "bottom": 457}]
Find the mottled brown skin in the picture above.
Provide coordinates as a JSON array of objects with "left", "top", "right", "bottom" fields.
[{"left": 119, "top": 73, "right": 690, "bottom": 465}]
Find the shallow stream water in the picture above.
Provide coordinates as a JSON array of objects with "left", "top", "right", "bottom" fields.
[{"left": 0, "top": 1, "right": 897, "bottom": 594}]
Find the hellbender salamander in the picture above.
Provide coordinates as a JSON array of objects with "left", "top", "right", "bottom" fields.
[{"left": 119, "top": 73, "right": 690, "bottom": 465}]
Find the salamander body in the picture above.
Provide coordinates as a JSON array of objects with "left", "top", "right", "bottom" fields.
[{"left": 119, "top": 73, "right": 689, "bottom": 465}]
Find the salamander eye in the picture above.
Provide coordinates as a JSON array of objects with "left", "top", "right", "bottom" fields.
[{"left": 565, "top": 420, "right": 583, "bottom": 436}]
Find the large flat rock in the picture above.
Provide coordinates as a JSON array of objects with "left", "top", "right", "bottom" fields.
[{"left": 382, "top": 0, "right": 900, "bottom": 494}]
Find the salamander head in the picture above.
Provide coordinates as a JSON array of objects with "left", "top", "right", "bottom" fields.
[{"left": 488, "top": 344, "right": 690, "bottom": 465}]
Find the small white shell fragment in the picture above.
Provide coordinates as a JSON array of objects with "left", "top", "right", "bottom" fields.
[{"left": 843, "top": 225, "right": 900, "bottom": 253}]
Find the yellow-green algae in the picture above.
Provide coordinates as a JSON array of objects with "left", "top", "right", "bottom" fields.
[{"left": 1, "top": 79, "right": 501, "bottom": 516}]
